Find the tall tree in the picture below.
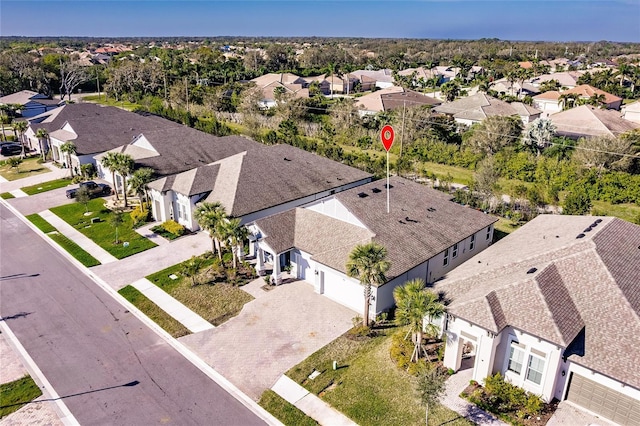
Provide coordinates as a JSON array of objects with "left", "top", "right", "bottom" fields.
[
  {"left": 59, "top": 59, "right": 90, "bottom": 101},
  {"left": 128, "top": 167, "right": 154, "bottom": 211},
  {"left": 463, "top": 115, "right": 523, "bottom": 155},
  {"left": 572, "top": 135, "right": 637, "bottom": 173},
  {"left": 523, "top": 118, "right": 556, "bottom": 156},
  {"left": 417, "top": 367, "right": 448, "bottom": 426},
  {"left": 59, "top": 140, "right": 77, "bottom": 177},
  {"left": 113, "top": 153, "right": 135, "bottom": 207},
  {"left": 100, "top": 151, "right": 120, "bottom": 201},
  {"left": 346, "top": 242, "right": 390, "bottom": 327},
  {"left": 223, "top": 218, "right": 248, "bottom": 269},
  {"left": 394, "top": 279, "right": 445, "bottom": 362},
  {"left": 35, "top": 128, "right": 49, "bottom": 161},
  {"left": 12, "top": 120, "right": 28, "bottom": 158},
  {"left": 194, "top": 202, "right": 227, "bottom": 259}
]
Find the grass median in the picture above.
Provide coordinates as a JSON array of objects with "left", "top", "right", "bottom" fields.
[
  {"left": 0, "top": 375, "right": 43, "bottom": 419},
  {"left": 26, "top": 213, "right": 101, "bottom": 267},
  {"left": 21, "top": 178, "right": 71, "bottom": 195},
  {"left": 50, "top": 198, "right": 157, "bottom": 259},
  {"left": 118, "top": 285, "right": 190, "bottom": 338},
  {"left": 258, "top": 390, "right": 318, "bottom": 426}
]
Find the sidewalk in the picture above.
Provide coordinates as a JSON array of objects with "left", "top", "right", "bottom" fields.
[
  {"left": 130, "top": 278, "right": 214, "bottom": 333},
  {"left": 271, "top": 375, "right": 356, "bottom": 426},
  {"left": 39, "top": 210, "right": 118, "bottom": 264}
]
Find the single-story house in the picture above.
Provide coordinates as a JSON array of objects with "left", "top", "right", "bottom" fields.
[
  {"left": 529, "top": 71, "right": 583, "bottom": 90},
  {"left": 355, "top": 87, "right": 441, "bottom": 116},
  {"left": 0, "top": 90, "right": 64, "bottom": 118},
  {"left": 27, "top": 103, "right": 179, "bottom": 172},
  {"left": 435, "top": 215, "right": 640, "bottom": 425},
  {"left": 490, "top": 79, "right": 540, "bottom": 98},
  {"left": 434, "top": 93, "right": 541, "bottom": 125},
  {"left": 548, "top": 105, "right": 640, "bottom": 139},
  {"left": 250, "top": 176, "right": 497, "bottom": 312},
  {"left": 622, "top": 100, "right": 640, "bottom": 124},
  {"left": 562, "top": 84, "right": 623, "bottom": 110},
  {"left": 136, "top": 135, "right": 371, "bottom": 230},
  {"left": 349, "top": 69, "right": 395, "bottom": 89},
  {"left": 532, "top": 91, "right": 564, "bottom": 117}
]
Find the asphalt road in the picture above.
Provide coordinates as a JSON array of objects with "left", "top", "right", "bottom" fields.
[{"left": 0, "top": 203, "right": 266, "bottom": 426}]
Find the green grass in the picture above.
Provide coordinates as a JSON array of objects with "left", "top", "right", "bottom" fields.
[
  {"left": 1, "top": 192, "right": 15, "bottom": 199},
  {"left": 0, "top": 157, "right": 51, "bottom": 181},
  {"left": 50, "top": 199, "right": 157, "bottom": 259},
  {"left": 0, "top": 375, "right": 43, "bottom": 419},
  {"left": 146, "top": 258, "right": 254, "bottom": 326},
  {"left": 591, "top": 200, "right": 640, "bottom": 224},
  {"left": 82, "top": 95, "right": 140, "bottom": 111},
  {"left": 26, "top": 213, "right": 101, "bottom": 267},
  {"left": 286, "top": 329, "right": 472, "bottom": 426},
  {"left": 118, "top": 285, "right": 190, "bottom": 338},
  {"left": 21, "top": 178, "right": 72, "bottom": 195},
  {"left": 492, "top": 216, "right": 521, "bottom": 243},
  {"left": 258, "top": 390, "right": 318, "bottom": 426}
]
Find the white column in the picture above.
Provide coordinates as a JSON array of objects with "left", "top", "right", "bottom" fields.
[
  {"left": 272, "top": 252, "right": 282, "bottom": 285},
  {"left": 255, "top": 247, "right": 266, "bottom": 276}
]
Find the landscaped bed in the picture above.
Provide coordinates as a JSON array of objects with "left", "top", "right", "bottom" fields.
[
  {"left": 21, "top": 178, "right": 71, "bottom": 195},
  {"left": 146, "top": 254, "right": 255, "bottom": 326},
  {"left": 286, "top": 326, "right": 472, "bottom": 426},
  {"left": 0, "top": 157, "right": 51, "bottom": 181},
  {"left": 50, "top": 198, "right": 157, "bottom": 259},
  {"left": 26, "top": 213, "right": 101, "bottom": 267},
  {"left": 118, "top": 285, "right": 190, "bottom": 338},
  {"left": 0, "top": 375, "right": 42, "bottom": 419}
]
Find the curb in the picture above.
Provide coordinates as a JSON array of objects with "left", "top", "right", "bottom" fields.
[{"left": 1, "top": 199, "right": 282, "bottom": 426}]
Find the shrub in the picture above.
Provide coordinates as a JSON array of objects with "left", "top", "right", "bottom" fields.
[
  {"left": 130, "top": 206, "right": 151, "bottom": 226},
  {"left": 161, "top": 220, "right": 185, "bottom": 236},
  {"left": 389, "top": 330, "right": 428, "bottom": 375}
]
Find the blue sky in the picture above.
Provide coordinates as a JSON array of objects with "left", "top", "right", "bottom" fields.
[{"left": 1, "top": 1, "right": 639, "bottom": 42}]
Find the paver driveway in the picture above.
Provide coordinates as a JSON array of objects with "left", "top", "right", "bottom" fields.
[{"left": 178, "top": 279, "right": 357, "bottom": 400}]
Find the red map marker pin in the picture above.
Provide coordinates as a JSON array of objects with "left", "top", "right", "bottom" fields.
[{"left": 381, "top": 125, "right": 394, "bottom": 152}]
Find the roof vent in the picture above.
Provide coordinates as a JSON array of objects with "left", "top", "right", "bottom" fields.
[
  {"left": 590, "top": 221, "right": 598, "bottom": 227},
  {"left": 357, "top": 192, "right": 368, "bottom": 198},
  {"left": 595, "top": 219, "right": 603, "bottom": 223},
  {"left": 405, "top": 216, "right": 419, "bottom": 223},
  {"left": 526, "top": 267, "right": 537, "bottom": 274},
  {"left": 398, "top": 220, "right": 406, "bottom": 224},
  {"left": 384, "top": 184, "right": 394, "bottom": 189},
  {"left": 283, "top": 157, "right": 291, "bottom": 162},
  {"left": 583, "top": 227, "right": 592, "bottom": 232},
  {"left": 372, "top": 188, "right": 382, "bottom": 193},
  {"left": 576, "top": 233, "right": 585, "bottom": 239},
  {"left": 427, "top": 207, "right": 436, "bottom": 212}
]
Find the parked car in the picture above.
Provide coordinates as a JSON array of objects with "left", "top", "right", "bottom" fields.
[
  {"left": 0, "top": 143, "right": 23, "bottom": 156},
  {"left": 66, "top": 181, "right": 112, "bottom": 199}
]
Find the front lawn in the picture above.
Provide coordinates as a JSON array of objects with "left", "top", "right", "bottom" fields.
[
  {"left": 0, "top": 157, "right": 51, "bottom": 181},
  {"left": 21, "top": 178, "right": 71, "bottom": 195},
  {"left": 258, "top": 390, "right": 317, "bottom": 426},
  {"left": 146, "top": 255, "right": 254, "bottom": 326},
  {"left": 118, "top": 285, "right": 190, "bottom": 338},
  {"left": 50, "top": 199, "right": 157, "bottom": 259},
  {"left": 0, "top": 375, "right": 43, "bottom": 419},
  {"left": 286, "top": 328, "right": 472, "bottom": 426},
  {"left": 26, "top": 213, "right": 101, "bottom": 267},
  {"left": 1, "top": 192, "right": 15, "bottom": 199}
]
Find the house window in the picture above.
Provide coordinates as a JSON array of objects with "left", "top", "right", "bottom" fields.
[
  {"left": 526, "top": 354, "right": 545, "bottom": 385},
  {"left": 507, "top": 343, "right": 525, "bottom": 374},
  {"left": 470, "top": 234, "right": 475, "bottom": 251},
  {"left": 486, "top": 226, "right": 492, "bottom": 241},
  {"left": 452, "top": 243, "right": 458, "bottom": 258},
  {"left": 443, "top": 248, "right": 449, "bottom": 266}
]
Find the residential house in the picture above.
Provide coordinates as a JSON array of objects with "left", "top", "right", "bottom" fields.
[
  {"left": 490, "top": 79, "right": 540, "bottom": 98},
  {"left": 561, "top": 84, "right": 623, "bottom": 110},
  {"left": 433, "top": 93, "right": 541, "bottom": 125},
  {"left": 250, "top": 177, "right": 497, "bottom": 312},
  {"left": 106, "top": 129, "right": 373, "bottom": 231},
  {"left": 548, "top": 105, "right": 640, "bottom": 139},
  {"left": 622, "top": 100, "right": 640, "bottom": 124},
  {"left": 532, "top": 91, "right": 564, "bottom": 116},
  {"left": 0, "top": 90, "right": 64, "bottom": 118},
  {"left": 355, "top": 87, "right": 441, "bottom": 116},
  {"left": 27, "top": 103, "right": 179, "bottom": 172},
  {"left": 529, "top": 71, "right": 583, "bottom": 89},
  {"left": 436, "top": 215, "right": 640, "bottom": 425},
  {"left": 349, "top": 69, "right": 395, "bottom": 89}
]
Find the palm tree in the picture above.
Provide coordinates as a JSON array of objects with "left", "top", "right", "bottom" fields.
[
  {"left": 394, "top": 279, "right": 445, "bottom": 362},
  {"left": 346, "top": 242, "right": 390, "bottom": 327},
  {"left": 224, "top": 218, "right": 248, "bottom": 269},
  {"left": 523, "top": 118, "right": 557, "bottom": 156},
  {"left": 128, "top": 167, "right": 154, "bottom": 211},
  {"left": 194, "top": 202, "right": 227, "bottom": 259},
  {"left": 35, "top": 128, "right": 49, "bottom": 161},
  {"left": 558, "top": 93, "right": 580, "bottom": 110},
  {"left": 113, "top": 153, "right": 135, "bottom": 207},
  {"left": 59, "top": 141, "right": 77, "bottom": 178},
  {"left": 100, "top": 152, "right": 120, "bottom": 201},
  {"left": 12, "top": 120, "right": 28, "bottom": 159},
  {"left": 440, "top": 80, "right": 460, "bottom": 102}
]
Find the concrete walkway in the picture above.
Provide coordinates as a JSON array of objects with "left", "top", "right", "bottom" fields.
[
  {"left": 440, "top": 367, "right": 507, "bottom": 425},
  {"left": 271, "top": 375, "right": 356, "bottom": 426},
  {"left": 8, "top": 189, "right": 28, "bottom": 198},
  {"left": 130, "top": 278, "right": 214, "bottom": 333},
  {"left": 39, "top": 210, "right": 118, "bottom": 264}
]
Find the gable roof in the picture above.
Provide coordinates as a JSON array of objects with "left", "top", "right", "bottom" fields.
[
  {"left": 0, "top": 90, "right": 48, "bottom": 105},
  {"left": 332, "top": 177, "right": 497, "bottom": 280},
  {"left": 149, "top": 142, "right": 372, "bottom": 218},
  {"left": 562, "top": 84, "right": 622, "bottom": 105},
  {"left": 434, "top": 93, "right": 540, "bottom": 121},
  {"left": 435, "top": 215, "right": 640, "bottom": 390},
  {"left": 549, "top": 105, "right": 640, "bottom": 138},
  {"left": 29, "top": 104, "right": 180, "bottom": 155},
  {"left": 530, "top": 71, "right": 583, "bottom": 88}
]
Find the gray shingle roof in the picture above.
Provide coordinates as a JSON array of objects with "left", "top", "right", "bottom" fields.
[
  {"left": 435, "top": 215, "right": 640, "bottom": 389},
  {"left": 549, "top": 105, "right": 640, "bottom": 138},
  {"left": 434, "top": 93, "right": 540, "bottom": 121}
]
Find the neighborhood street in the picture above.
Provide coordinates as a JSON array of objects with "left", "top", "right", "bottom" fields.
[{"left": 0, "top": 203, "right": 267, "bottom": 426}]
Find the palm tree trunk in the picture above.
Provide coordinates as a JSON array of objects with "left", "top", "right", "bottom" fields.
[
  {"left": 363, "top": 283, "right": 371, "bottom": 327},
  {"left": 111, "top": 171, "right": 119, "bottom": 200},
  {"left": 122, "top": 176, "right": 128, "bottom": 207}
]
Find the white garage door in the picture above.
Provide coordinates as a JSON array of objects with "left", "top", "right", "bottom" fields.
[
  {"left": 566, "top": 373, "right": 640, "bottom": 425},
  {"left": 322, "top": 270, "right": 362, "bottom": 313}
]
